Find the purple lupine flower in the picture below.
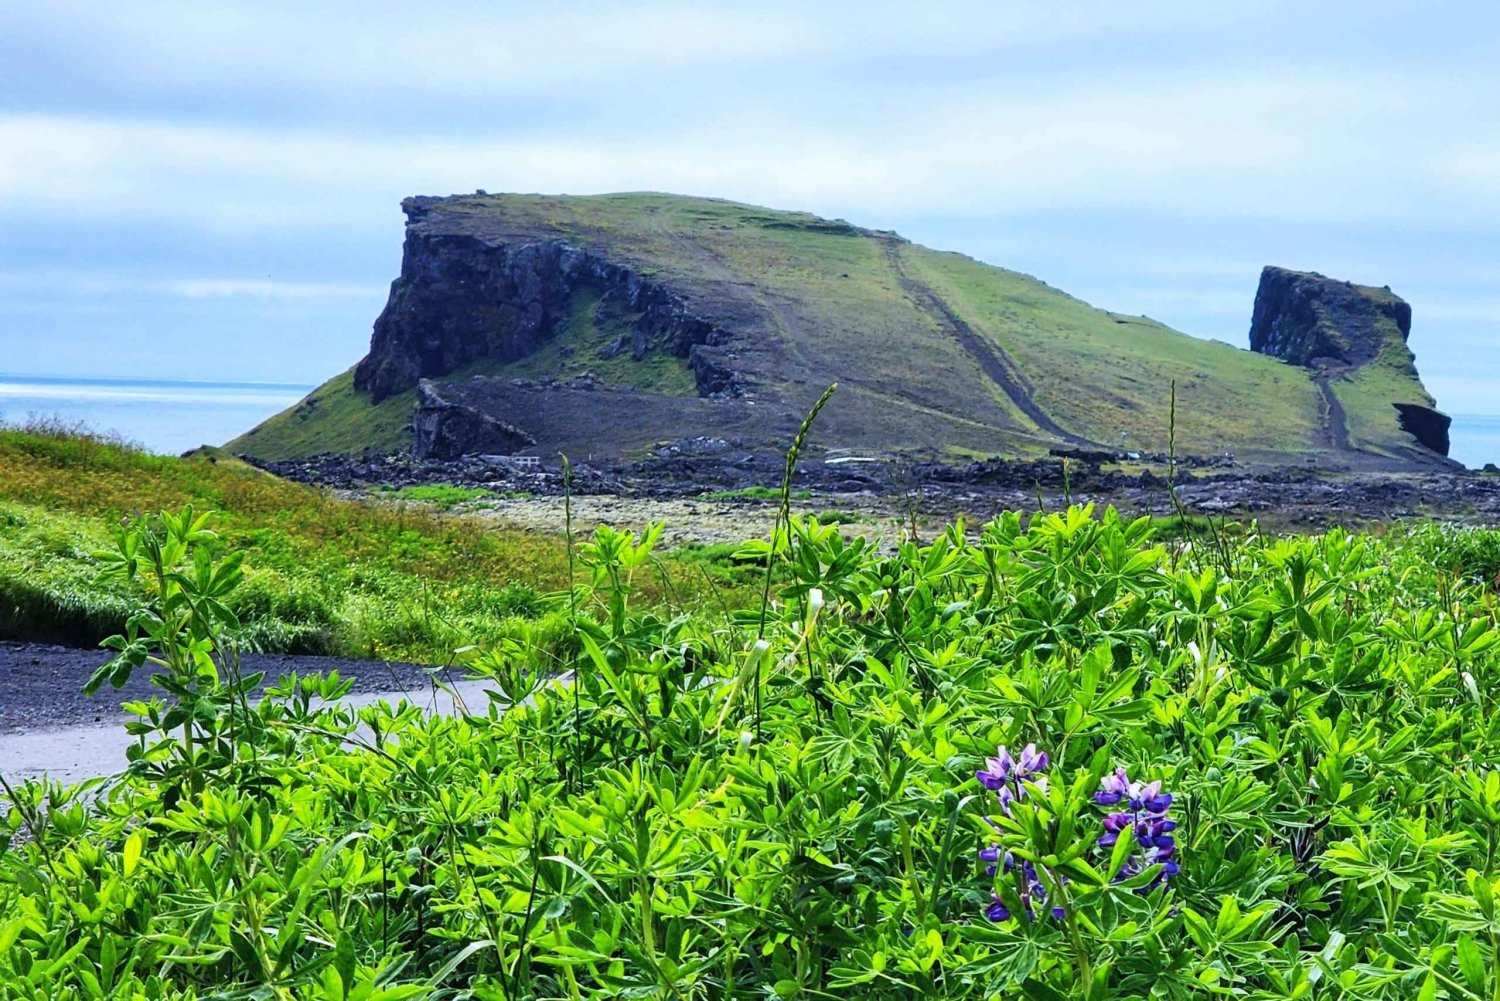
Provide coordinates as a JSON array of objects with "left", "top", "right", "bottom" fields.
[
  {"left": 980, "top": 853, "right": 1065, "bottom": 922},
  {"left": 1096, "top": 766, "right": 1179, "bottom": 891},
  {"left": 975, "top": 743, "right": 1049, "bottom": 816},
  {"left": 977, "top": 743, "right": 1063, "bottom": 922},
  {"left": 1017, "top": 744, "right": 1049, "bottom": 773},
  {"left": 1093, "top": 767, "right": 1129, "bottom": 805}
]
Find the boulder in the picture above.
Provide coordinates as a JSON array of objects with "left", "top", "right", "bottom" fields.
[{"left": 410, "top": 380, "right": 536, "bottom": 460}]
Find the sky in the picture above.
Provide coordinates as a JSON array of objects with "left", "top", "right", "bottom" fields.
[{"left": 2, "top": 1, "right": 1497, "bottom": 413}]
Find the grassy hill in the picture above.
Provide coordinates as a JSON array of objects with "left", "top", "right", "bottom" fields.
[
  {"left": 229, "top": 193, "right": 1442, "bottom": 467},
  {"left": 0, "top": 424, "right": 746, "bottom": 661}
]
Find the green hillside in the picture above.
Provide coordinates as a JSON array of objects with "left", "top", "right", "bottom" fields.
[{"left": 229, "top": 192, "right": 1442, "bottom": 467}]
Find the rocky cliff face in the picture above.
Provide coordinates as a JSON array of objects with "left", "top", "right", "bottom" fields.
[
  {"left": 1250, "top": 266, "right": 1413, "bottom": 369},
  {"left": 352, "top": 199, "right": 740, "bottom": 404},
  {"left": 1393, "top": 403, "right": 1452, "bottom": 457},
  {"left": 1249, "top": 266, "right": 1450, "bottom": 456}
]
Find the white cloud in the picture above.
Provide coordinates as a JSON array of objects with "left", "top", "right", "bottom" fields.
[
  {"left": 2, "top": 1, "right": 1497, "bottom": 390},
  {"left": 3, "top": 1, "right": 1265, "bottom": 105},
  {"left": 0, "top": 63, "right": 1488, "bottom": 238},
  {"left": 0, "top": 268, "right": 385, "bottom": 301}
]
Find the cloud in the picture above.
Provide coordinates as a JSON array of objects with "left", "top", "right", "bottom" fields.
[
  {"left": 0, "top": 62, "right": 1488, "bottom": 239},
  {"left": 0, "top": 268, "right": 384, "bottom": 301},
  {"left": 1, "top": 1, "right": 1263, "bottom": 113},
  {"left": 1, "top": 1, "right": 1496, "bottom": 390}
]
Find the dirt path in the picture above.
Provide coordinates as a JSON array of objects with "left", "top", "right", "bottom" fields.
[
  {"left": 881, "top": 240, "right": 1102, "bottom": 449},
  {"left": 1313, "top": 375, "right": 1352, "bottom": 452}
]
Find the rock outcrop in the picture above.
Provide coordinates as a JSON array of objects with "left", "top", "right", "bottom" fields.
[
  {"left": 1393, "top": 403, "right": 1452, "bottom": 457},
  {"left": 1249, "top": 266, "right": 1451, "bottom": 457},
  {"left": 353, "top": 198, "right": 739, "bottom": 403},
  {"left": 411, "top": 380, "right": 536, "bottom": 460},
  {"left": 1249, "top": 266, "right": 1413, "bottom": 370}
]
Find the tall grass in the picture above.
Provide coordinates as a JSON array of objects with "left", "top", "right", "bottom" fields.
[{"left": 0, "top": 428, "right": 749, "bottom": 661}]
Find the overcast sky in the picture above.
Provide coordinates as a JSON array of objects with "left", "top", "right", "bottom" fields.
[{"left": 2, "top": 1, "right": 1497, "bottom": 413}]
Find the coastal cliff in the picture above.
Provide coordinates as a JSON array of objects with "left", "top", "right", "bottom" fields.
[
  {"left": 1249, "top": 266, "right": 1450, "bottom": 456},
  {"left": 230, "top": 193, "right": 1454, "bottom": 470},
  {"left": 354, "top": 200, "right": 742, "bottom": 403}
]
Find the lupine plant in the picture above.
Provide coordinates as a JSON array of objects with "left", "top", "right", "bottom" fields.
[
  {"left": 1095, "top": 767, "right": 1179, "bottom": 890},
  {"left": 5, "top": 503, "right": 1500, "bottom": 998}
]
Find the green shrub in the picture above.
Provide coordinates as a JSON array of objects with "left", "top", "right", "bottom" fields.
[
  {"left": 8, "top": 506, "right": 1500, "bottom": 997},
  {"left": 1400, "top": 521, "right": 1500, "bottom": 586},
  {"left": 702, "top": 485, "right": 813, "bottom": 501},
  {"left": 380, "top": 483, "right": 497, "bottom": 509}
]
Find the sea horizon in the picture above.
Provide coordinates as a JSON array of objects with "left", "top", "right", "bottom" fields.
[{"left": 0, "top": 373, "right": 314, "bottom": 455}]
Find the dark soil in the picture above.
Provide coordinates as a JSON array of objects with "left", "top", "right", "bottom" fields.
[{"left": 0, "top": 641, "right": 454, "bottom": 733}]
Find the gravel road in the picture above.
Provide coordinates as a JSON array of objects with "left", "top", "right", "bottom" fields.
[
  {"left": 0, "top": 641, "right": 457, "bottom": 734},
  {"left": 0, "top": 641, "right": 498, "bottom": 786}
]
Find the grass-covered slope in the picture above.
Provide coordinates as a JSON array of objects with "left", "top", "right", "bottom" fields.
[
  {"left": 231, "top": 192, "right": 1444, "bottom": 465},
  {"left": 1330, "top": 320, "right": 1442, "bottom": 458},
  {"left": 900, "top": 248, "right": 1328, "bottom": 459},
  {"left": 227, "top": 367, "right": 415, "bottom": 459},
  {"left": 0, "top": 425, "right": 741, "bottom": 661}
]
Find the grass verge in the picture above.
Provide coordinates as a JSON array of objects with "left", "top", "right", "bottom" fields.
[{"left": 0, "top": 425, "right": 747, "bottom": 661}]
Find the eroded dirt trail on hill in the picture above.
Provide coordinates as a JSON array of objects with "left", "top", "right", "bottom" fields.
[
  {"left": 1313, "top": 375, "right": 1352, "bottom": 452},
  {"left": 880, "top": 241, "right": 1103, "bottom": 449}
]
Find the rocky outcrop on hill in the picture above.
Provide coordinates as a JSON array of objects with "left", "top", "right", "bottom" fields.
[
  {"left": 1249, "top": 266, "right": 1451, "bottom": 456},
  {"left": 1394, "top": 403, "right": 1452, "bottom": 456},
  {"left": 1249, "top": 266, "right": 1413, "bottom": 369},
  {"left": 411, "top": 380, "right": 536, "bottom": 460},
  {"left": 352, "top": 198, "right": 741, "bottom": 403}
]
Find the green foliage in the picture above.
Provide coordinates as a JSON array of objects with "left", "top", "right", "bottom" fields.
[
  {"left": 378, "top": 484, "right": 499, "bottom": 509},
  {"left": 0, "top": 503, "right": 138, "bottom": 645},
  {"left": 8, "top": 500, "right": 1500, "bottom": 997},
  {"left": 702, "top": 486, "right": 813, "bottom": 501},
  {"left": 1396, "top": 521, "right": 1500, "bottom": 587},
  {"left": 0, "top": 429, "right": 744, "bottom": 662},
  {"left": 1149, "top": 513, "right": 1247, "bottom": 542}
]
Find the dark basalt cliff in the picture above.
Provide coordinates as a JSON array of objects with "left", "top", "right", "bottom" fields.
[
  {"left": 1393, "top": 403, "right": 1452, "bottom": 457},
  {"left": 1249, "top": 266, "right": 1450, "bottom": 456},
  {"left": 1250, "top": 266, "right": 1412, "bottom": 369},
  {"left": 411, "top": 380, "right": 536, "bottom": 460},
  {"left": 353, "top": 198, "right": 740, "bottom": 405}
]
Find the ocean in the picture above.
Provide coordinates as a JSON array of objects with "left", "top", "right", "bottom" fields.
[
  {"left": 0, "top": 374, "right": 313, "bottom": 455},
  {"left": 1450, "top": 415, "right": 1500, "bottom": 469},
  {"left": 3, "top": 373, "right": 1499, "bottom": 467}
]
